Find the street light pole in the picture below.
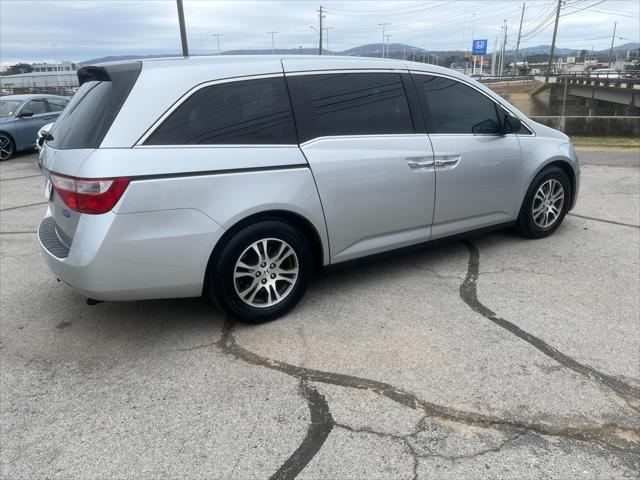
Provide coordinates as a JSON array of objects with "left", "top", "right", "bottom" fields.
[
  {"left": 325, "top": 27, "right": 334, "bottom": 53},
  {"left": 378, "top": 23, "right": 390, "bottom": 58},
  {"left": 268, "top": 31, "right": 278, "bottom": 54},
  {"left": 176, "top": 0, "right": 189, "bottom": 57},
  {"left": 211, "top": 34, "right": 222, "bottom": 55},
  {"left": 49, "top": 44, "right": 61, "bottom": 92}
]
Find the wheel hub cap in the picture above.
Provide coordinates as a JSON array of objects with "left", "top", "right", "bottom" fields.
[
  {"left": 532, "top": 179, "right": 565, "bottom": 229},
  {"left": 233, "top": 238, "right": 299, "bottom": 308}
]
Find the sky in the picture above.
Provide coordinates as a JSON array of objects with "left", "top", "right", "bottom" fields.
[{"left": 0, "top": 0, "right": 638, "bottom": 65}]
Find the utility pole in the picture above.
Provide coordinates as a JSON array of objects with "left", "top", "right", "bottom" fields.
[
  {"left": 378, "top": 23, "right": 390, "bottom": 58},
  {"left": 49, "top": 44, "right": 61, "bottom": 91},
  {"left": 268, "top": 31, "right": 278, "bottom": 54},
  {"left": 176, "top": 0, "right": 189, "bottom": 57},
  {"left": 513, "top": 2, "right": 525, "bottom": 75},
  {"left": 318, "top": 5, "right": 325, "bottom": 55},
  {"left": 608, "top": 22, "right": 617, "bottom": 68},
  {"left": 211, "top": 34, "right": 222, "bottom": 55},
  {"left": 491, "top": 36, "right": 498, "bottom": 76},
  {"left": 545, "top": 0, "right": 562, "bottom": 83},
  {"left": 325, "top": 27, "right": 334, "bottom": 53},
  {"left": 499, "top": 20, "right": 507, "bottom": 75},
  {"left": 385, "top": 34, "right": 391, "bottom": 58},
  {"left": 471, "top": 13, "right": 476, "bottom": 74}
]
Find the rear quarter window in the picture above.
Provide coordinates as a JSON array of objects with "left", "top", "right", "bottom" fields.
[{"left": 144, "top": 76, "right": 297, "bottom": 145}]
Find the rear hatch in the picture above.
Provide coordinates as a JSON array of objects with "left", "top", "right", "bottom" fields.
[{"left": 40, "top": 62, "right": 141, "bottom": 247}]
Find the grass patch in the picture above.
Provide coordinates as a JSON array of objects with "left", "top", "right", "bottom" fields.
[{"left": 571, "top": 136, "right": 640, "bottom": 148}]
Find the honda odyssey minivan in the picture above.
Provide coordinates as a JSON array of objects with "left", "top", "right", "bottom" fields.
[{"left": 38, "top": 56, "right": 579, "bottom": 322}]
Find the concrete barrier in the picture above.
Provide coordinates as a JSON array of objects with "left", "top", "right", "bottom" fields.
[{"left": 530, "top": 116, "right": 640, "bottom": 136}]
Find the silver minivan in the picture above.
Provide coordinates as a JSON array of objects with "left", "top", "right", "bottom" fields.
[{"left": 38, "top": 56, "right": 579, "bottom": 322}]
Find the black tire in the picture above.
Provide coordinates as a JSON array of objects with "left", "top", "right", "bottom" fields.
[
  {"left": 209, "top": 219, "right": 313, "bottom": 323},
  {"left": 516, "top": 166, "right": 571, "bottom": 239},
  {"left": 0, "top": 133, "right": 15, "bottom": 161}
]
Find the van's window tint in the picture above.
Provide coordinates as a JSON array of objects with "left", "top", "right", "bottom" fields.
[
  {"left": 145, "top": 77, "right": 297, "bottom": 145},
  {"left": 48, "top": 62, "right": 141, "bottom": 150},
  {"left": 301, "top": 73, "right": 413, "bottom": 139},
  {"left": 414, "top": 75, "right": 500, "bottom": 134},
  {"left": 21, "top": 99, "right": 47, "bottom": 115}
]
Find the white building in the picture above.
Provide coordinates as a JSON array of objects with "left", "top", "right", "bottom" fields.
[
  {"left": 31, "top": 61, "right": 76, "bottom": 72},
  {"left": 0, "top": 71, "right": 78, "bottom": 91}
]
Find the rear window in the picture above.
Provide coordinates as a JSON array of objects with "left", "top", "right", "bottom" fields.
[
  {"left": 144, "top": 77, "right": 297, "bottom": 145},
  {"left": 49, "top": 62, "right": 141, "bottom": 150}
]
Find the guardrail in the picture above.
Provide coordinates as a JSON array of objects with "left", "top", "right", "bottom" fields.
[
  {"left": 556, "top": 74, "right": 640, "bottom": 90},
  {"left": 478, "top": 75, "right": 535, "bottom": 84}
]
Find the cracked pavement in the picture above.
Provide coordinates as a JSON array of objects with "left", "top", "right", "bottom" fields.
[{"left": 1, "top": 148, "right": 639, "bottom": 479}]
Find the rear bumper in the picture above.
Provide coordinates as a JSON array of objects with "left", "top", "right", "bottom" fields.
[{"left": 38, "top": 208, "right": 225, "bottom": 301}]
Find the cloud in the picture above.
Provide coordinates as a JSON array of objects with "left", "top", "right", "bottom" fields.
[{"left": 0, "top": 0, "right": 637, "bottom": 65}]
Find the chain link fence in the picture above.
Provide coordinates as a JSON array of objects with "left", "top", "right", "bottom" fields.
[{"left": 483, "top": 73, "right": 640, "bottom": 136}]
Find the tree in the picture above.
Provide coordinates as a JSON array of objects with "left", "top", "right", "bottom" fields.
[
  {"left": 2, "top": 63, "right": 32, "bottom": 75},
  {"left": 579, "top": 49, "right": 588, "bottom": 62}
]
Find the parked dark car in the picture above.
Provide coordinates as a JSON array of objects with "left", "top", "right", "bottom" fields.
[{"left": 0, "top": 94, "right": 68, "bottom": 160}]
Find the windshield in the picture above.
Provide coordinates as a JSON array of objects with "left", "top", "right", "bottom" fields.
[{"left": 0, "top": 100, "right": 22, "bottom": 118}]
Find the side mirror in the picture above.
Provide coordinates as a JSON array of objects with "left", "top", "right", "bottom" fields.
[
  {"left": 503, "top": 114, "right": 522, "bottom": 135},
  {"left": 17, "top": 110, "right": 34, "bottom": 118}
]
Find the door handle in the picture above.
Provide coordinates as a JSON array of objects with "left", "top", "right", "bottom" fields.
[
  {"left": 434, "top": 154, "right": 461, "bottom": 168},
  {"left": 406, "top": 156, "right": 434, "bottom": 171}
]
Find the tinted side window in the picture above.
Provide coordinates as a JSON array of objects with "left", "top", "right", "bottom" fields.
[
  {"left": 146, "top": 77, "right": 297, "bottom": 145},
  {"left": 22, "top": 99, "right": 47, "bottom": 115},
  {"left": 47, "top": 98, "right": 68, "bottom": 112},
  {"left": 301, "top": 73, "right": 413, "bottom": 139},
  {"left": 415, "top": 75, "right": 500, "bottom": 134}
]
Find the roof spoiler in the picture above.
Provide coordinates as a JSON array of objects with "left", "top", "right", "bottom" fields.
[{"left": 76, "top": 61, "right": 142, "bottom": 86}]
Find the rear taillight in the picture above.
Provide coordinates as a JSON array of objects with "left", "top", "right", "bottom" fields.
[{"left": 49, "top": 173, "right": 130, "bottom": 214}]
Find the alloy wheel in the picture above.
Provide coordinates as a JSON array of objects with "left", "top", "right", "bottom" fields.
[
  {"left": 233, "top": 238, "right": 299, "bottom": 308},
  {"left": 532, "top": 179, "right": 565, "bottom": 229},
  {"left": 0, "top": 135, "right": 13, "bottom": 161}
]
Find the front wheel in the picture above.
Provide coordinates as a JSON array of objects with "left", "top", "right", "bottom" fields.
[
  {"left": 0, "top": 134, "right": 15, "bottom": 161},
  {"left": 516, "top": 166, "right": 571, "bottom": 239},
  {"left": 209, "top": 219, "right": 313, "bottom": 323}
]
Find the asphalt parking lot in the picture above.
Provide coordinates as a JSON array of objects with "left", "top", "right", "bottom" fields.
[{"left": 1, "top": 148, "right": 639, "bottom": 479}]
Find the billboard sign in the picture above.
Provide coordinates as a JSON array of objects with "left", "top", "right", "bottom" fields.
[{"left": 472, "top": 39, "right": 488, "bottom": 55}]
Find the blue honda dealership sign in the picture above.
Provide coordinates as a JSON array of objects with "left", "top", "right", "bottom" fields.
[{"left": 472, "top": 39, "right": 488, "bottom": 55}]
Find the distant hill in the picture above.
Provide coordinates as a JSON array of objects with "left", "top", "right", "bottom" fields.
[
  {"left": 79, "top": 41, "right": 639, "bottom": 65},
  {"left": 517, "top": 42, "right": 639, "bottom": 56}
]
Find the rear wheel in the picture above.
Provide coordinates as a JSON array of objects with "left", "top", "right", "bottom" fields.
[
  {"left": 0, "top": 134, "right": 14, "bottom": 161},
  {"left": 210, "top": 219, "right": 313, "bottom": 323},
  {"left": 516, "top": 166, "right": 571, "bottom": 238}
]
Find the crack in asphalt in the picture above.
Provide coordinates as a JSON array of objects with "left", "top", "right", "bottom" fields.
[
  {"left": 460, "top": 239, "right": 640, "bottom": 410},
  {"left": 0, "top": 201, "right": 47, "bottom": 212},
  {"left": 568, "top": 213, "right": 640, "bottom": 229},
  {"left": 215, "top": 233, "right": 640, "bottom": 478},
  {"left": 218, "top": 318, "right": 640, "bottom": 475},
  {"left": 0, "top": 174, "right": 42, "bottom": 182},
  {"left": 269, "top": 380, "right": 333, "bottom": 480}
]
